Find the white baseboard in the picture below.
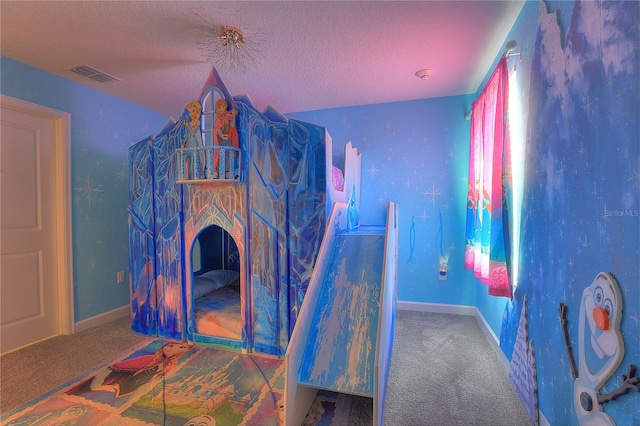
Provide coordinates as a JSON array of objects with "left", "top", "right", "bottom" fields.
[
  {"left": 397, "top": 300, "right": 476, "bottom": 316},
  {"left": 538, "top": 411, "right": 551, "bottom": 426},
  {"left": 74, "top": 305, "right": 130, "bottom": 332},
  {"left": 473, "top": 307, "right": 510, "bottom": 370}
]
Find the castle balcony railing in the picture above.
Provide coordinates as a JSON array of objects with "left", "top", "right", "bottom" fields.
[{"left": 176, "top": 146, "right": 241, "bottom": 183}]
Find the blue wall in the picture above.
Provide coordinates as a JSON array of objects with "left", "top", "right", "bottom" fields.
[
  {"left": 289, "top": 95, "right": 481, "bottom": 308},
  {"left": 1, "top": 57, "right": 169, "bottom": 322}
]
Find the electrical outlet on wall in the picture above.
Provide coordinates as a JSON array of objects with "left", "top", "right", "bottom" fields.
[
  {"left": 439, "top": 263, "right": 447, "bottom": 280},
  {"left": 117, "top": 271, "right": 125, "bottom": 284}
]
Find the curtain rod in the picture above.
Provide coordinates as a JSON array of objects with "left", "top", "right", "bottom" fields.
[
  {"left": 465, "top": 40, "right": 520, "bottom": 120},
  {"left": 464, "top": 40, "right": 520, "bottom": 121},
  {"left": 503, "top": 39, "right": 520, "bottom": 59}
]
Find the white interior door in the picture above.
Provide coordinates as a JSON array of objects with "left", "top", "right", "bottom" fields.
[{"left": 1, "top": 97, "right": 73, "bottom": 354}]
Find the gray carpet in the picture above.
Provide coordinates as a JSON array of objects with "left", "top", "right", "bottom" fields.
[{"left": 382, "top": 310, "right": 532, "bottom": 426}]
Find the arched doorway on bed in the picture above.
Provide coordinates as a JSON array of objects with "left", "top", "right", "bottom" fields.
[{"left": 189, "top": 224, "right": 243, "bottom": 345}]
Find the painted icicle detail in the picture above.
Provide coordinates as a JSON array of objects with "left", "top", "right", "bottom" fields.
[{"left": 508, "top": 293, "right": 539, "bottom": 425}]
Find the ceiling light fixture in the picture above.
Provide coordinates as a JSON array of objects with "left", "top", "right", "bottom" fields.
[
  {"left": 198, "top": 24, "right": 263, "bottom": 73},
  {"left": 415, "top": 68, "right": 433, "bottom": 80},
  {"left": 218, "top": 25, "right": 244, "bottom": 48}
]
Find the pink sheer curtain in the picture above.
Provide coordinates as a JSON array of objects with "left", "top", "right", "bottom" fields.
[{"left": 464, "top": 57, "right": 512, "bottom": 298}]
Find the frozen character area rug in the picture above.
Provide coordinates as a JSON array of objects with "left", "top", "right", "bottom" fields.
[{"left": 1, "top": 339, "right": 356, "bottom": 426}]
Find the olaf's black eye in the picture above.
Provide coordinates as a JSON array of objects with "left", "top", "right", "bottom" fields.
[{"left": 594, "top": 287, "right": 604, "bottom": 305}]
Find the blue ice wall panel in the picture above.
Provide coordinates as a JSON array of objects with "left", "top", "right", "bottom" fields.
[
  {"left": 128, "top": 136, "right": 157, "bottom": 336},
  {"left": 287, "top": 119, "right": 328, "bottom": 334},
  {"left": 237, "top": 102, "right": 328, "bottom": 356},
  {"left": 129, "top": 125, "right": 187, "bottom": 341},
  {"left": 244, "top": 102, "right": 290, "bottom": 356}
]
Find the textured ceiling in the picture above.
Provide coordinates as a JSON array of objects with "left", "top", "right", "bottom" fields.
[{"left": 1, "top": 1, "right": 524, "bottom": 117}]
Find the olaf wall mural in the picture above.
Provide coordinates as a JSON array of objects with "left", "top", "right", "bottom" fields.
[{"left": 559, "top": 273, "right": 637, "bottom": 426}]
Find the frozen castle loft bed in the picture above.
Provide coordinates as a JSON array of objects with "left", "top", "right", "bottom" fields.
[{"left": 128, "top": 67, "right": 397, "bottom": 421}]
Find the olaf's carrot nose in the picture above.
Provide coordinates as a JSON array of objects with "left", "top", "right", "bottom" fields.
[{"left": 593, "top": 306, "right": 609, "bottom": 331}]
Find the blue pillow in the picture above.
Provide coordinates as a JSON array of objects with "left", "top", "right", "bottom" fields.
[{"left": 193, "top": 269, "right": 240, "bottom": 299}]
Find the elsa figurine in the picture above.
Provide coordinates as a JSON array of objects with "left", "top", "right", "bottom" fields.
[{"left": 182, "top": 100, "right": 203, "bottom": 178}]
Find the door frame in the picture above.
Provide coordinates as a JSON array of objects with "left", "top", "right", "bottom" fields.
[{"left": 1, "top": 94, "right": 74, "bottom": 335}]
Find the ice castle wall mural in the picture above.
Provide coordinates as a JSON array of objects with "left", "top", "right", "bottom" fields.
[{"left": 499, "top": 2, "right": 640, "bottom": 424}]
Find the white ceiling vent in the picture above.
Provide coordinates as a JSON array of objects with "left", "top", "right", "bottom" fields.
[{"left": 68, "top": 64, "right": 121, "bottom": 83}]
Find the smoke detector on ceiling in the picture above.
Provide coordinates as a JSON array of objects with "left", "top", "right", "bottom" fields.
[
  {"left": 415, "top": 68, "right": 433, "bottom": 80},
  {"left": 68, "top": 64, "right": 121, "bottom": 83}
]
